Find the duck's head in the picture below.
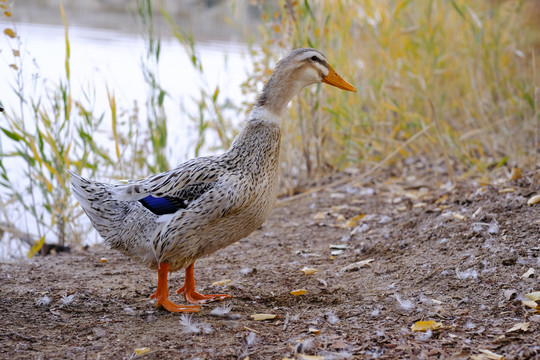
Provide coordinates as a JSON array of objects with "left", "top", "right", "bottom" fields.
[
  {"left": 279, "top": 48, "right": 357, "bottom": 92},
  {"left": 256, "top": 48, "right": 356, "bottom": 116}
]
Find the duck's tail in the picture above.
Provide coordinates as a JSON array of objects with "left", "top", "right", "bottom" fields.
[
  {"left": 69, "top": 171, "right": 122, "bottom": 234},
  {"left": 69, "top": 171, "right": 161, "bottom": 264}
]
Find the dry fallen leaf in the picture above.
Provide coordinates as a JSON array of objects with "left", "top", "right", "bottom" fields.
[
  {"left": 341, "top": 259, "right": 375, "bottom": 272},
  {"left": 212, "top": 279, "right": 231, "bottom": 286},
  {"left": 521, "top": 268, "right": 535, "bottom": 279},
  {"left": 133, "top": 347, "right": 151, "bottom": 356},
  {"left": 452, "top": 213, "right": 465, "bottom": 220},
  {"left": 498, "top": 188, "right": 515, "bottom": 194},
  {"left": 330, "top": 204, "right": 349, "bottom": 212},
  {"left": 345, "top": 214, "right": 365, "bottom": 227},
  {"left": 509, "top": 166, "right": 522, "bottom": 181},
  {"left": 478, "top": 177, "right": 490, "bottom": 186},
  {"left": 298, "top": 355, "right": 325, "bottom": 360},
  {"left": 525, "top": 291, "right": 540, "bottom": 302},
  {"left": 522, "top": 300, "right": 539, "bottom": 309},
  {"left": 300, "top": 267, "right": 318, "bottom": 275},
  {"left": 290, "top": 289, "right": 307, "bottom": 296},
  {"left": 472, "top": 349, "right": 504, "bottom": 360},
  {"left": 250, "top": 314, "right": 279, "bottom": 321},
  {"left": 506, "top": 322, "right": 530, "bottom": 333},
  {"left": 527, "top": 195, "right": 540, "bottom": 206},
  {"left": 312, "top": 212, "right": 326, "bottom": 220},
  {"left": 411, "top": 320, "right": 443, "bottom": 332},
  {"left": 435, "top": 194, "right": 449, "bottom": 204}
]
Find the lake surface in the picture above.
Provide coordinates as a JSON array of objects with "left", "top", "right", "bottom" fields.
[{"left": 1, "top": 21, "right": 251, "bottom": 161}]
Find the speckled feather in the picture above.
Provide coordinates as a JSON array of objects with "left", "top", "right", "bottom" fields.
[
  {"left": 70, "top": 48, "right": 335, "bottom": 273},
  {"left": 70, "top": 119, "right": 280, "bottom": 272}
]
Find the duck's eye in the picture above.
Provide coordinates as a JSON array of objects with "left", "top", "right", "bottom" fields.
[{"left": 311, "top": 56, "right": 318, "bottom": 61}]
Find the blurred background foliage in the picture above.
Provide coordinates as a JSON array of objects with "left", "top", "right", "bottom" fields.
[{"left": 0, "top": 0, "right": 539, "bottom": 256}]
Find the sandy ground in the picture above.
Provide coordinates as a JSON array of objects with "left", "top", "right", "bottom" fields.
[{"left": 1, "top": 166, "right": 540, "bottom": 359}]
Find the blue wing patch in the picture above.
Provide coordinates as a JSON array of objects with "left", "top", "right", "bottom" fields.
[{"left": 139, "top": 195, "right": 186, "bottom": 215}]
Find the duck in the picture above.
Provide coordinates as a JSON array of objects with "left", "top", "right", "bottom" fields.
[{"left": 70, "top": 48, "right": 356, "bottom": 313}]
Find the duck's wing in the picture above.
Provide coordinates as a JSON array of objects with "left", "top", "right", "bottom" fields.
[
  {"left": 138, "top": 182, "right": 216, "bottom": 216},
  {"left": 111, "top": 156, "right": 225, "bottom": 216}
]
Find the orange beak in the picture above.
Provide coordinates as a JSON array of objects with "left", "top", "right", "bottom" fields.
[{"left": 322, "top": 64, "right": 357, "bottom": 92}]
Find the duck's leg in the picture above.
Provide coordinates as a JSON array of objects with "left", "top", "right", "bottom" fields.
[
  {"left": 176, "top": 262, "right": 231, "bottom": 304},
  {"left": 150, "top": 263, "right": 201, "bottom": 313}
]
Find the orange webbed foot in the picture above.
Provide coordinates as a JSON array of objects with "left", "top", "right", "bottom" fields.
[
  {"left": 177, "top": 262, "right": 232, "bottom": 304},
  {"left": 180, "top": 288, "right": 231, "bottom": 304},
  {"left": 152, "top": 262, "right": 201, "bottom": 313},
  {"left": 155, "top": 296, "right": 200, "bottom": 313},
  {"left": 175, "top": 285, "right": 185, "bottom": 295},
  {"left": 150, "top": 290, "right": 201, "bottom": 311}
]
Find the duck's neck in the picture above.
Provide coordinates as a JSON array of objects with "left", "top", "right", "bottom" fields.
[
  {"left": 227, "top": 66, "right": 309, "bottom": 153},
  {"left": 227, "top": 106, "right": 282, "bottom": 162},
  {"left": 253, "top": 68, "right": 308, "bottom": 119},
  {"left": 247, "top": 106, "right": 282, "bottom": 127}
]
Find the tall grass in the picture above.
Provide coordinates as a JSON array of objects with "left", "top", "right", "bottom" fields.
[
  {"left": 0, "top": 3, "right": 161, "bottom": 254},
  {"left": 0, "top": 4, "right": 114, "bottom": 252},
  {"left": 137, "top": 0, "right": 169, "bottom": 174},
  {"left": 236, "top": 0, "right": 539, "bottom": 192}
]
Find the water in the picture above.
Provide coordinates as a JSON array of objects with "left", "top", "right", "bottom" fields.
[
  {"left": 0, "top": 21, "right": 251, "bottom": 257},
  {"left": 1, "top": 22, "right": 250, "bottom": 162}
]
